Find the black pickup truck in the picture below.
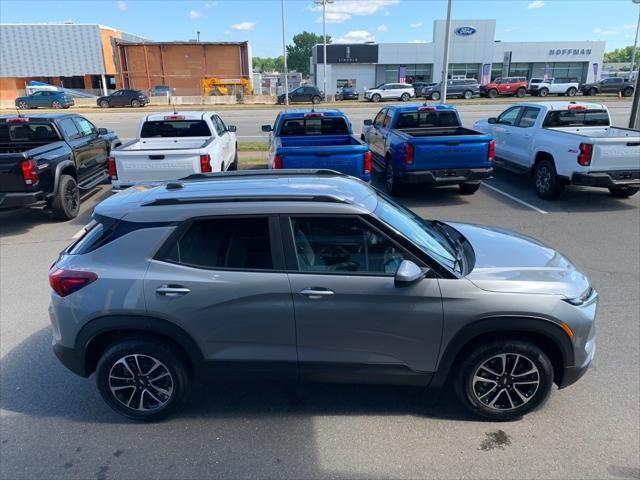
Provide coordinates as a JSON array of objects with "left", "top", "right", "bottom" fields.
[{"left": 0, "top": 114, "right": 119, "bottom": 220}]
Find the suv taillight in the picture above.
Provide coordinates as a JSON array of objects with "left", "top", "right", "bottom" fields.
[
  {"left": 49, "top": 268, "right": 98, "bottom": 297},
  {"left": 107, "top": 156, "right": 118, "bottom": 180},
  {"left": 363, "top": 150, "right": 372, "bottom": 174},
  {"left": 273, "top": 154, "right": 283, "bottom": 169},
  {"left": 403, "top": 144, "right": 414, "bottom": 165},
  {"left": 200, "top": 154, "right": 212, "bottom": 173},
  {"left": 578, "top": 143, "right": 593, "bottom": 166},
  {"left": 21, "top": 159, "right": 39, "bottom": 185},
  {"left": 488, "top": 140, "right": 495, "bottom": 162}
]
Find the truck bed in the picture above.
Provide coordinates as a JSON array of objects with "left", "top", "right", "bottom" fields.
[
  {"left": 546, "top": 126, "right": 640, "bottom": 140},
  {"left": 397, "top": 126, "right": 484, "bottom": 138},
  {"left": 118, "top": 137, "right": 211, "bottom": 151}
]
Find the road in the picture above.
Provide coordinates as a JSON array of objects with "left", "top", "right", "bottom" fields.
[
  {"left": 80, "top": 100, "right": 634, "bottom": 141},
  {"left": 1, "top": 145, "right": 639, "bottom": 478}
]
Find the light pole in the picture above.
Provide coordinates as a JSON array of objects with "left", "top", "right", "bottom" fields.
[
  {"left": 281, "top": 0, "right": 289, "bottom": 106},
  {"left": 630, "top": 0, "right": 640, "bottom": 80},
  {"left": 315, "top": 0, "right": 334, "bottom": 102},
  {"left": 440, "top": 0, "right": 453, "bottom": 103}
]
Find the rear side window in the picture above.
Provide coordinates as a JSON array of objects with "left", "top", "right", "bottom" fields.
[
  {"left": 396, "top": 111, "right": 459, "bottom": 128},
  {"left": 141, "top": 120, "right": 212, "bottom": 138},
  {"left": 162, "top": 217, "right": 273, "bottom": 270},
  {"left": 543, "top": 109, "right": 610, "bottom": 127},
  {"left": 518, "top": 108, "right": 540, "bottom": 128},
  {"left": 279, "top": 117, "right": 349, "bottom": 136}
]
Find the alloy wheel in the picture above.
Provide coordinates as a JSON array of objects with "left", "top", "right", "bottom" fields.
[
  {"left": 535, "top": 165, "right": 551, "bottom": 193},
  {"left": 108, "top": 354, "right": 174, "bottom": 411},
  {"left": 472, "top": 353, "right": 540, "bottom": 411},
  {"left": 17, "top": 101, "right": 28, "bottom": 109},
  {"left": 65, "top": 181, "right": 79, "bottom": 214},
  {"left": 52, "top": 101, "right": 61, "bottom": 109}
]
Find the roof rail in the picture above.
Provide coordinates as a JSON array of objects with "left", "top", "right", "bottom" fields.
[
  {"left": 179, "top": 169, "right": 348, "bottom": 182},
  {"left": 142, "top": 194, "right": 352, "bottom": 207}
]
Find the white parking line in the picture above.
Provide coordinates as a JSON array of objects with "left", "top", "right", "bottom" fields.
[
  {"left": 238, "top": 135, "right": 267, "bottom": 139},
  {"left": 482, "top": 182, "right": 549, "bottom": 215}
]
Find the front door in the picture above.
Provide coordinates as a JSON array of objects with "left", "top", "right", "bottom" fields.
[
  {"left": 283, "top": 215, "right": 443, "bottom": 379},
  {"left": 144, "top": 216, "right": 297, "bottom": 377},
  {"left": 368, "top": 108, "right": 387, "bottom": 159},
  {"left": 492, "top": 106, "right": 523, "bottom": 163},
  {"left": 73, "top": 117, "right": 109, "bottom": 180}
]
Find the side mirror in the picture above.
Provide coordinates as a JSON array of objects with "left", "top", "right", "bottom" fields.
[
  {"left": 261, "top": 125, "right": 273, "bottom": 133},
  {"left": 97, "top": 127, "right": 108, "bottom": 135},
  {"left": 363, "top": 119, "right": 373, "bottom": 126},
  {"left": 394, "top": 260, "right": 425, "bottom": 287},
  {"left": 488, "top": 117, "right": 497, "bottom": 124},
  {"left": 227, "top": 125, "right": 237, "bottom": 133}
]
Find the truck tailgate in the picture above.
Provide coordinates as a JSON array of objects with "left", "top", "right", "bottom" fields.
[
  {"left": 0, "top": 154, "right": 27, "bottom": 192},
  {"left": 591, "top": 133, "right": 640, "bottom": 171},
  {"left": 410, "top": 136, "right": 492, "bottom": 170}
]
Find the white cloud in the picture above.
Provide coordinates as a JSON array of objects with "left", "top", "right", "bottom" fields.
[
  {"left": 334, "top": 30, "right": 375, "bottom": 44},
  {"left": 410, "top": 22, "right": 423, "bottom": 28},
  {"left": 308, "top": 0, "right": 399, "bottom": 24},
  {"left": 527, "top": 1, "right": 544, "bottom": 9},
  {"left": 116, "top": 1, "right": 127, "bottom": 11},
  {"left": 224, "top": 30, "right": 231, "bottom": 35},
  {"left": 204, "top": 1, "right": 218, "bottom": 8},
  {"left": 408, "top": 40, "right": 427, "bottom": 44},
  {"left": 594, "top": 27, "right": 618, "bottom": 35},
  {"left": 231, "top": 21, "right": 258, "bottom": 31},
  {"left": 189, "top": 10, "right": 202, "bottom": 20},
  {"left": 377, "top": 24, "right": 388, "bottom": 32},
  {"left": 623, "top": 24, "right": 636, "bottom": 29},
  {"left": 504, "top": 26, "right": 517, "bottom": 32}
]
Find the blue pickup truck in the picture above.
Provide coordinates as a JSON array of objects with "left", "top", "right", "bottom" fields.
[
  {"left": 362, "top": 104, "right": 494, "bottom": 195},
  {"left": 261, "top": 109, "right": 371, "bottom": 181}
]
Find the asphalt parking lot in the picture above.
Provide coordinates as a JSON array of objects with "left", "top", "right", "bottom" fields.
[{"left": 1, "top": 105, "right": 639, "bottom": 480}]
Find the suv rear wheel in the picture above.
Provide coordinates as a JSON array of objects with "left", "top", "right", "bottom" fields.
[
  {"left": 455, "top": 340, "right": 554, "bottom": 420},
  {"left": 538, "top": 87, "right": 549, "bottom": 97},
  {"left": 533, "top": 159, "right": 564, "bottom": 200},
  {"left": 96, "top": 339, "right": 190, "bottom": 421}
]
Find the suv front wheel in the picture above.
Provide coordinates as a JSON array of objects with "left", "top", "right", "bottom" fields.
[
  {"left": 96, "top": 339, "right": 190, "bottom": 421},
  {"left": 455, "top": 340, "right": 554, "bottom": 420}
]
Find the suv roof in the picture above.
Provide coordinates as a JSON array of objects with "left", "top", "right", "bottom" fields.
[{"left": 94, "top": 171, "right": 378, "bottom": 222}]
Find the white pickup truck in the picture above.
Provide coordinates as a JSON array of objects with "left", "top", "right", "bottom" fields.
[
  {"left": 529, "top": 78, "right": 580, "bottom": 97},
  {"left": 110, "top": 111, "right": 237, "bottom": 189},
  {"left": 474, "top": 101, "right": 640, "bottom": 199}
]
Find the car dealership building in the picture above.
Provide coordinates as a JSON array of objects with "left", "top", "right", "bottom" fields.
[{"left": 312, "top": 19, "right": 605, "bottom": 92}]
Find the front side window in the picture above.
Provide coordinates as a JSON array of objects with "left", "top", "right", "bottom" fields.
[
  {"left": 75, "top": 118, "right": 97, "bottom": 136},
  {"left": 373, "top": 109, "right": 386, "bottom": 127},
  {"left": 291, "top": 217, "right": 407, "bottom": 274},
  {"left": 497, "top": 107, "right": 522, "bottom": 126},
  {"left": 162, "top": 217, "right": 273, "bottom": 270},
  {"left": 382, "top": 113, "right": 392, "bottom": 129}
]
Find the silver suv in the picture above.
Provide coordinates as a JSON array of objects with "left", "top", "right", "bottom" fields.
[{"left": 49, "top": 170, "right": 597, "bottom": 421}]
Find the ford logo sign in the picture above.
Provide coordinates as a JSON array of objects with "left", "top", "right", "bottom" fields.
[{"left": 455, "top": 26, "right": 476, "bottom": 36}]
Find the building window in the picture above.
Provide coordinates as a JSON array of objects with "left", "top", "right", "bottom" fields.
[
  {"left": 508, "top": 63, "right": 532, "bottom": 79},
  {"left": 337, "top": 79, "right": 356, "bottom": 88},
  {"left": 383, "top": 65, "right": 433, "bottom": 84},
  {"left": 448, "top": 63, "right": 481, "bottom": 80},
  {"left": 546, "top": 62, "right": 588, "bottom": 83},
  {"left": 490, "top": 64, "right": 503, "bottom": 81}
]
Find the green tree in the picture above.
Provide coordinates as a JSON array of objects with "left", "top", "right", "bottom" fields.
[
  {"left": 286, "top": 31, "right": 330, "bottom": 77},
  {"left": 253, "top": 56, "right": 285, "bottom": 73},
  {"left": 604, "top": 46, "right": 634, "bottom": 63}
]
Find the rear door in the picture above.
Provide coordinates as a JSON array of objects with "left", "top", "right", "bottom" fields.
[
  {"left": 144, "top": 215, "right": 297, "bottom": 378},
  {"left": 509, "top": 106, "right": 540, "bottom": 166}
]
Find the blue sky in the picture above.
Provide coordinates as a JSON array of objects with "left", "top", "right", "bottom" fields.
[{"left": 1, "top": 0, "right": 638, "bottom": 57}]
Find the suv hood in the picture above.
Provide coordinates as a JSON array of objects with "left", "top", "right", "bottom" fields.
[{"left": 448, "top": 222, "right": 590, "bottom": 299}]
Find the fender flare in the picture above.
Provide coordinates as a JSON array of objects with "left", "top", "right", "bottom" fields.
[
  {"left": 52, "top": 159, "right": 76, "bottom": 194},
  {"left": 429, "top": 316, "right": 574, "bottom": 388}
]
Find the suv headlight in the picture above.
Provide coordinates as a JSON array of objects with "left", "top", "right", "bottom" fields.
[{"left": 563, "top": 286, "right": 594, "bottom": 306}]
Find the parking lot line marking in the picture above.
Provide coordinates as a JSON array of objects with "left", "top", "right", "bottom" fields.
[{"left": 482, "top": 182, "right": 549, "bottom": 215}]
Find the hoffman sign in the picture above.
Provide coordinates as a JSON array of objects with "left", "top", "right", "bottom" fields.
[{"left": 549, "top": 48, "right": 592, "bottom": 56}]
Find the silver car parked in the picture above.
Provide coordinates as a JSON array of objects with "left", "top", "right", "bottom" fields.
[{"left": 49, "top": 170, "right": 597, "bottom": 421}]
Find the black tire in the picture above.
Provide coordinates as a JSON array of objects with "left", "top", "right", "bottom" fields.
[
  {"left": 463, "top": 90, "right": 473, "bottom": 100},
  {"left": 455, "top": 340, "right": 554, "bottom": 420},
  {"left": 533, "top": 159, "right": 564, "bottom": 200},
  {"left": 17, "top": 100, "right": 28, "bottom": 109},
  {"left": 515, "top": 88, "right": 526, "bottom": 98},
  {"left": 227, "top": 151, "right": 239, "bottom": 171},
  {"left": 430, "top": 91, "right": 441, "bottom": 101},
  {"left": 51, "top": 174, "right": 80, "bottom": 220},
  {"left": 372, "top": 93, "right": 382, "bottom": 103},
  {"left": 401, "top": 92, "right": 410, "bottom": 102},
  {"left": 488, "top": 89, "right": 498, "bottom": 99},
  {"left": 51, "top": 100, "right": 62, "bottom": 109},
  {"left": 96, "top": 339, "right": 190, "bottom": 422},
  {"left": 566, "top": 87, "right": 577, "bottom": 97},
  {"left": 100, "top": 100, "right": 110, "bottom": 108},
  {"left": 385, "top": 159, "right": 402, "bottom": 195},
  {"left": 459, "top": 182, "right": 480, "bottom": 195},
  {"left": 622, "top": 87, "right": 634, "bottom": 98},
  {"left": 312, "top": 95, "right": 322, "bottom": 104},
  {"left": 588, "top": 87, "right": 597, "bottom": 96},
  {"left": 609, "top": 186, "right": 639, "bottom": 198},
  {"left": 131, "top": 99, "right": 141, "bottom": 107},
  {"left": 538, "top": 88, "right": 549, "bottom": 97}
]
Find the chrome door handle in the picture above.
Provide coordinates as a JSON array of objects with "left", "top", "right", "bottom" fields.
[
  {"left": 300, "top": 288, "right": 335, "bottom": 299},
  {"left": 156, "top": 286, "right": 191, "bottom": 297}
]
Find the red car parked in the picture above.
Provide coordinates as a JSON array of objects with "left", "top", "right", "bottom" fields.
[{"left": 480, "top": 77, "right": 528, "bottom": 99}]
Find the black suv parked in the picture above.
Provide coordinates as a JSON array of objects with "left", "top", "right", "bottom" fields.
[
  {"left": 97, "top": 89, "right": 150, "bottom": 108},
  {"left": 423, "top": 79, "right": 480, "bottom": 100},
  {"left": 277, "top": 86, "right": 323, "bottom": 105}
]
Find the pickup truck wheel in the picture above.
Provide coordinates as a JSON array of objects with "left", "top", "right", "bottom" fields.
[
  {"left": 100, "top": 100, "right": 110, "bottom": 108},
  {"left": 131, "top": 99, "right": 141, "bottom": 107},
  {"left": 515, "top": 88, "right": 526, "bottom": 98},
  {"left": 401, "top": 93, "right": 410, "bottom": 102},
  {"left": 312, "top": 96, "right": 322, "bottom": 104},
  {"left": 622, "top": 87, "right": 634, "bottom": 97},
  {"left": 385, "top": 161, "right": 403, "bottom": 195},
  {"left": 488, "top": 89, "right": 498, "bottom": 99},
  {"left": 609, "top": 186, "right": 639, "bottom": 198},
  {"left": 588, "top": 87, "right": 597, "bottom": 96},
  {"left": 463, "top": 90, "right": 473, "bottom": 100},
  {"left": 228, "top": 152, "right": 239, "bottom": 171},
  {"left": 533, "top": 160, "right": 564, "bottom": 200},
  {"left": 51, "top": 174, "right": 80, "bottom": 220},
  {"left": 538, "top": 88, "right": 549, "bottom": 97},
  {"left": 430, "top": 92, "right": 441, "bottom": 101},
  {"left": 566, "top": 87, "right": 577, "bottom": 97},
  {"left": 459, "top": 182, "right": 480, "bottom": 195},
  {"left": 372, "top": 94, "right": 382, "bottom": 103},
  {"left": 455, "top": 340, "right": 554, "bottom": 420}
]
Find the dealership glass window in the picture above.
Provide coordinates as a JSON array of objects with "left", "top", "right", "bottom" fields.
[
  {"left": 490, "top": 64, "right": 503, "bottom": 81},
  {"left": 448, "top": 64, "right": 481, "bottom": 80},
  {"left": 383, "top": 65, "right": 432, "bottom": 84},
  {"left": 508, "top": 63, "right": 532, "bottom": 80},
  {"left": 547, "top": 62, "right": 587, "bottom": 83},
  {"left": 337, "top": 79, "right": 356, "bottom": 88}
]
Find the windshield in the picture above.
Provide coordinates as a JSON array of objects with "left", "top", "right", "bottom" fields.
[{"left": 374, "top": 191, "right": 458, "bottom": 271}]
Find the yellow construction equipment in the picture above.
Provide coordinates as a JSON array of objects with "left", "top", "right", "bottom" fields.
[{"left": 201, "top": 77, "right": 252, "bottom": 96}]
